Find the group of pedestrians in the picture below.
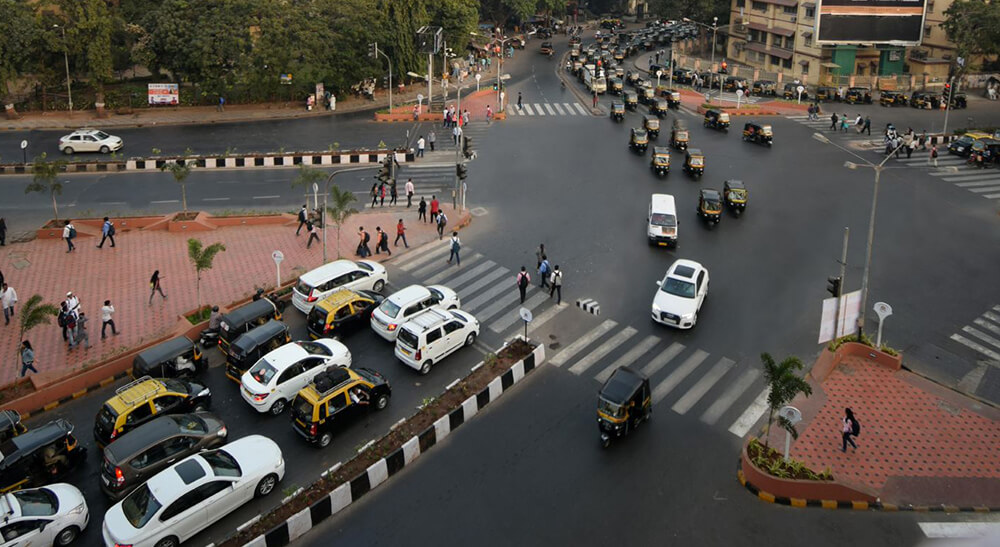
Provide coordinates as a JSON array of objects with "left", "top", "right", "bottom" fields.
[
  {"left": 515, "top": 243, "right": 564, "bottom": 305},
  {"left": 369, "top": 180, "right": 398, "bottom": 208},
  {"left": 443, "top": 105, "right": 469, "bottom": 129}
]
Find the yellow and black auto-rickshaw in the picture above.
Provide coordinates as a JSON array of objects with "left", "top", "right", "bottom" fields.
[
  {"left": 0, "top": 410, "right": 27, "bottom": 444},
  {"left": 611, "top": 102, "right": 625, "bottom": 122},
  {"left": 742, "top": 121, "right": 773, "bottom": 147},
  {"left": 724, "top": 179, "right": 748, "bottom": 216},
  {"left": 639, "top": 85, "right": 656, "bottom": 105},
  {"left": 879, "top": 91, "right": 908, "bottom": 107},
  {"left": 815, "top": 86, "right": 839, "bottom": 102},
  {"left": 684, "top": 148, "right": 705, "bottom": 178},
  {"left": 630, "top": 128, "right": 649, "bottom": 153},
  {"left": 697, "top": 189, "right": 723, "bottom": 226},
  {"left": 782, "top": 82, "right": 807, "bottom": 100},
  {"left": 597, "top": 366, "right": 651, "bottom": 448},
  {"left": 909, "top": 92, "right": 933, "bottom": 109},
  {"left": 845, "top": 87, "right": 873, "bottom": 104},
  {"left": 650, "top": 97, "right": 669, "bottom": 118},
  {"left": 703, "top": 109, "right": 730, "bottom": 131},
  {"left": 609, "top": 77, "right": 624, "bottom": 95},
  {"left": 624, "top": 90, "right": 639, "bottom": 111},
  {"left": 663, "top": 88, "right": 681, "bottom": 109},
  {"left": 650, "top": 146, "right": 670, "bottom": 177},
  {"left": 671, "top": 119, "right": 689, "bottom": 150},
  {"left": 0, "top": 419, "right": 87, "bottom": 493},
  {"left": 752, "top": 80, "right": 776, "bottom": 96},
  {"left": 643, "top": 115, "right": 660, "bottom": 138}
]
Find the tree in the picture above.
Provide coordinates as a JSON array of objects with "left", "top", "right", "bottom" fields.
[
  {"left": 16, "top": 294, "right": 59, "bottom": 374},
  {"left": 760, "top": 352, "right": 812, "bottom": 448},
  {"left": 59, "top": 0, "right": 114, "bottom": 94},
  {"left": 0, "top": 0, "right": 38, "bottom": 105},
  {"left": 324, "top": 184, "right": 359, "bottom": 259},
  {"left": 942, "top": 0, "right": 1000, "bottom": 72},
  {"left": 160, "top": 160, "right": 195, "bottom": 212},
  {"left": 290, "top": 165, "right": 327, "bottom": 210},
  {"left": 25, "top": 153, "right": 67, "bottom": 222},
  {"left": 187, "top": 238, "right": 227, "bottom": 313}
]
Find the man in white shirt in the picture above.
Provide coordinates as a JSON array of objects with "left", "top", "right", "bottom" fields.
[
  {"left": 101, "top": 299, "right": 119, "bottom": 339},
  {"left": 405, "top": 178, "right": 415, "bottom": 207},
  {"left": 65, "top": 292, "right": 80, "bottom": 313},
  {"left": 416, "top": 136, "right": 426, "bottom": 157},
  {"left": 62, "top": 220, "right": 76, "bottom": 253},
  {"left": 1, "top": 283, "right": 16, "bottom": 325}
]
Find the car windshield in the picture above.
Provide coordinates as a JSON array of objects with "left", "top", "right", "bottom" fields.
[
  {"left": 203, "top": 448, "right": 242, "bottom": 478},
  {"left": 295, "top": 281, "right": 314, "bottom": 296},
  {"left": 170, "top": 414, "right": 208, "bottom": 435},
  {"left": 94, "top": 131, "right": 111, "bottom": 140},
  {"left": 122, "top": 484, "right": 162, "bottom": 529},
  {"left": 378, "top": 299, "right": 402, "bottom": 318},
  {"left": 357, "top": 262, "right": 373, "bottom": 272},
  {"left": 249, "top": 359, "right": 278, "bottom": 384},
  {"left": 397, "top": 328, "right": 419, "bottom": 349},
  {"left": 11, "top": 489, "right": 57, "bottom": 516},
  {"left": 650, "top": 213, "right": 676, "bottom": 227},
  {"left": 598, "top": 398, "right": 624, "bottom": 418},
  {"left": 161, "top": 378, "right": 189, "bottom": 394},
  {"left": 298, "top": 341, "right": 332, "bottom": 356},
  {"left": 661, "top": 276, "right": 696, "bottom": 298}
]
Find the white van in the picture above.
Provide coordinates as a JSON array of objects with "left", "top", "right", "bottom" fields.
[
  {"left": 292, "top": 260, "right": 387, "bottom": 313},
  {"left": 394, "top": 309, "right": 480, "bottom": 375},
  {"left": 647, "top": 193, "right": 678, "bottom": 247}
]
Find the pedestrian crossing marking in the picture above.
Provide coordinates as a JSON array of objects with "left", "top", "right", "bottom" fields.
[
  {"left": 489, "top": 291, "right": 549, "bottom": 333},
  {"left": 568, "top": 327, "right": 638, "bottom": 376},
  {"left": 671, "top": 357, "right": 735, "bottom": 415},
  {"left": 476, "top": 292, "right": 522, "bottom": 324},
  {"left": 462, "top": 275, "right": 513, "bottom": 312},
  {"left": 544, "top": 103, "right": 556, "bottom": 115},
  {"left": 522, "top": 104, "right": 534, "bottom": 115},
  {"left": 506, "top": 102, "right": 589, "bottom": 116},
  {"left": 641, "top": 342, "right": 685, "bottom": 377},
  {"left": 975, "top": 317, "right": 1000, "bottom": 337},
  {"left": 457, "top": 268, "right": 509, "bottom": 301},
  {"left": 573, "top": 103, "right": 589, "bottom": 115},
  {"left": 424, "top": 254, "right": 482, "bottom": 285},
  {"left": 550, "top": 320, "right": 618, "bottom": 367},
  {"left": 553, "top": 103, "right": 566, "bottom": 115},
  {"left": 521, "top": 302, "right": 568, "bottom": 333},
  {"left": 969, "top": 185, "right": 1000, "bottom": 193},
  {"left": 397, "top": 243, "right": 451, "bottom": 271},
  {"left": 986, "top": 193, "right": 1000, "bottom": 199},
  {"left": 434, "top": 260, "right": 496, "bottom": 292},
  {"left": 409, "top": 252, "right": 457, "bottom": 279},
  {"left": 593, "top": 335, "right": 661, "bottom": 383},
  {"left": 956, "top": 180, "right": 1000, "bottom": 187},
  {"left": 950, "top": 334, "right": 1000, "bottom": 361},
  {"left": 944, "top": 174, "right": 999, "bottom": 183},
  {"left": 963, "top": 326, "right": 1000, "bottom": 351},
  {"left": 919, "top": 522, "right": 1000, "bottom": 538},
  {"left": 533, "top": 103, "right": 546, "bottom": 116},
  {"left": 728, "top": 388, "right": 770, "bottom": 438},
  {"left": 651, "top": 349, "right": 709, "bottom": 404},
  {"left": 701, "top": 368, "right": 761, "bottom": 425}
]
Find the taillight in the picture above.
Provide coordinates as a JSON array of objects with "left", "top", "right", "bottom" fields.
[
  {"left": 309, "top": 424, "right": 317, "bottom": 435},
  {"left": 387, "top": 324, "right": 397, "bottom": 331},
  {"left": 323, "top": 324, "right": 331, "bottom": 333},
  {"left": 114, "top": 467, "right": 125, "bottom": 487},
  {"left": 114, "top": 543, "right": 133, "bottom": 547},
  {"left": 110, "top": 429, "right": 118, "bottom": 440},
  {"left": 253, "top": 392, "right": 269, "bottom": 402},
  {"left": 415, "top": 350, "right": 422, "bottom": 361}
]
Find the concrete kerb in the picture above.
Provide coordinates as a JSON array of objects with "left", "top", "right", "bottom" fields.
[{"left": 231, "top": 342, "right": 547, "bottom": 547}]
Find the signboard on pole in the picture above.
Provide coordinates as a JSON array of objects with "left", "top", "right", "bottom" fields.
[
  {"left": 147, "top": 83, "right": 179, "bottom": 105},
  {"left": 818, "top": 290, "right": 862, "bottom": 343},
  {"left": 816, "top": 0, "right": 928, "bottom": 45}
]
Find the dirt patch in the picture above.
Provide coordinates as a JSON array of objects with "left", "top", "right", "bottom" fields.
[
  {"left": 220, "top": 338, "right": 537, "bottom": 547},
  {"left": 172, "top": 212, "right": 199, "bottom": 221},
  {"left": 0, "top": 379, "right": 35, "bottom": 405},
  {"left": 747, "top": 438, "right": 832, "bottom": 481}
]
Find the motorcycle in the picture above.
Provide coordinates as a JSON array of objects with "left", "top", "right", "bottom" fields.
[{"left": 198, "top": 306, "right": 222, "bottom": 348}]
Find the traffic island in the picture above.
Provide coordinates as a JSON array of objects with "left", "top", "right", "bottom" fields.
[{"left": 222, "top": 337, "right": 546, "bottom": 547}]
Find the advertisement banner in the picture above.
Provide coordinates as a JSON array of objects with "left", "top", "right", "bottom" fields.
[
  {"left": 147, "top": 83, "right": 179, "bottom": 105},
  {"left": 816, "top": 0, "right": 927, "bottom": 46},
  {"left": 818, "top": 290, "right": 862, "bottom": 344}
]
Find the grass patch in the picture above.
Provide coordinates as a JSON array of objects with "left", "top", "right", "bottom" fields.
[
  {"left": 748, "top": 438, "right": 833, "bottom": 481},
  {"left": 186, "top": 306, "right": 212, "bottom": 325}
]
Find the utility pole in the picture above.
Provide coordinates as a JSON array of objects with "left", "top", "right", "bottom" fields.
[
  {"left": 941, "top": 75, "right": 956, "bottom": 139},
  {"left": 428, "top": 52, "right": 433, "bottom": 112},
  {"left": 837, "top": 227, "right": 849, "bottom": 337},
  {"left": 454, "top": 84, "right": 462, "bottom": 210}
]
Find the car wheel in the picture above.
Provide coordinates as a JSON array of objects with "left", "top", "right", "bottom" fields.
[
  {"left": 318, "top": 432, "right": 332, "bottom": 448},
  {"left": 255, "top": 473, "right": 279, "bottom": 498},
  {"left": 62, "top": 147, "right": 74, "bottom": 155},
  {"left": 154, "top": 537, "right": 180, "bottom": 547},
  {"left": 100, "top": 145, "right": 110, "bottom": 154},
  {"left": 193, "top": 402, "right": 208, "bottom": 412},
  {"left": 372, "top": 280, "right": 385, "bottom": 292},
  {"left": 55, "top": 526, "right": 80, "bottom": 546},
  {"left": 374, "top": 393, "right": 389, "bottom": 410},
  {"left": 269, "top": 398, "right": 287, "bottom": 416},
  {"left": 419, "top": 360, "right": 432, "bottom": 375},
  {"left": 465, "top": 332, "right": 477, "bottom": 347}
]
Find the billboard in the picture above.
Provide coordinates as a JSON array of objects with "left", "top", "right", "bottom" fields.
[
  {"left": 147, "top": 83, "right": 179, "bottom": 105},
  {"left": 816, "top": 0, "right": 928, "bottom": 46}
]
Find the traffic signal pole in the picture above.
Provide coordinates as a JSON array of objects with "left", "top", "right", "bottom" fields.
[{"left": 837, "top": 227, "right": 849, "bottom": 338}]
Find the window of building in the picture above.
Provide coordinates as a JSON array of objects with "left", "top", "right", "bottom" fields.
[
  {"left": 804, "top": 34, "right": 813, "bottom": 47},
  {"left": 736, "top": 0, "right": 746, "bottom": 7},
  {"left": 784, "top": 35, "right": 795, "bottom": 48},
  {"left": 783, "top": 6, "right": 797, "bottom": 15},
  {"left": 752, "top": 1, "right": 767, "bottom": 12},
  {"left": 783, "top": 58, "right": 793, "bottom": 69},
  {"left": 805, "top": 7, "right": 815, "bottom": 18},
  {"left": 770, "top": 55, "right": 781, "bottom": 66},
  {"left": 924, "top": 26, "right": 932, "bottom": 38},
  {"left": 928, "top": 1, "right": 934, "bottom": 12}
]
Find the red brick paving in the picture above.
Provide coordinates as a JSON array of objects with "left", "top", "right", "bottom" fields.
[{"left": 0, "top": 206, "right": 462, "bottom": 388}]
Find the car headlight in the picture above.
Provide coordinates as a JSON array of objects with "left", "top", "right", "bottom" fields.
[
  {"left": 651, "top": 304, "right": 661, "bottom": 313},
  {"left": 69, "top": 502, "right": 86, "bottom": 515},
  {"left": 197, "top": 388, "right": 210, "bottom": 397}
]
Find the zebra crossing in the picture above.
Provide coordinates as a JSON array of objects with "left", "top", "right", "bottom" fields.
[
  {"left": 949, "top": 305, "right": 1000, "bottom": 362},
  {"left": 900, "top": 153, "right": 1000, "bottom": 202},
  {"left": 785, "top": 113, "right": 859, "bottom": 133},
  {"left": 506, "top": 102, "right": 591, "bottom": 116}
]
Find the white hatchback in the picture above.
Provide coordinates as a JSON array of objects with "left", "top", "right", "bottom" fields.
[
  {"left": 101, "top": 435, "right": 284, "bottom": 547},
  {"left": 651, "top": 259, "right": 709, "bottom": 329},
  {"left": 292, "top": 260, "right": 387, "bottom": 314},
  {"left": 370, "top": 284, "right": 460, "bottom": 341},
  {"left": 240, "top": 339, "right": 351, "bottom": 415},
  {"left": 0, "top": 484, "right": 89, "bottom": 546},
  {"left": 394, "top": 308, "right": 480, "bottom": 375},
  {"left": 58, "top": 128, "right": 123, "bottom": 155}
]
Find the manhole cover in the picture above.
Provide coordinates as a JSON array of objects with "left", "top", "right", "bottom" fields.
[{"left": 470, "top": 207, "right": 488, "bottom": 217}]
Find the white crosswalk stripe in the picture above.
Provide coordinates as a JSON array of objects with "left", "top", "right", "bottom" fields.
[
  {"left": 652, "top": 349, "right": 709, "bottom": 404},
  {"left": 506, "top": 101, "right": 589, "bottom": 117},
  {"left": 567, "top": 327, "right": 638, "bottom": 376},
  {"left": 728, "top": 388, "right": 770, "bottom": 438},
  {"left": 462, "top": 276, "right": 513, "bottom": 312},
  {"left": 488, "top": 291, "right": 549, "bottom": 333},
  {"left": 521, "top": 103, "right": 534, "bottom": 115},
  {"left": 435, "top": 260, "right": 496, "bottom": 291},
  {"left": 671, "top": 357, "right": 735, "bottom": 415},
  {"left": 593, "top": 335, "right": 661, "bottom": 384},
  {"left": 919, "top": 522, "right": 1000, "bottom": 538},
  {"left": 457, "top": 268, "right": 509, "bottom": 300},
  {"left": 550, "top": 320, "right": 618, "bottom": 367},
  {"left": 424, "top": 254, "right": 482, "bottom": 285},
  {"left": 533, "top": 103, "right": 546, "bottom": 116},
  {"left": 701, "top": 368, "right": 761, "bottom": 425},
  {"left": 880, "top": 146, "right": 1000, "bottom": 201},
  {"left": 544, "top": 103, "right": 556, "bottom": 115},
  {"left": 553, "top": 103, "right": 566, "bottom": 115},
  {"left": 640, "top": 342, "right": 685, "bottom": 377},
  {"left": 397, "top": 243, "right": 451, "bottom": 271}
]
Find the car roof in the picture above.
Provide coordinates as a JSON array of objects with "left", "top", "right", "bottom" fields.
[
  {"left": 260, "top": 342, "right": 313, "bottom": 368},
  {"left": 104, "top": 415, "right": 188, "bottom": 462},
  {"left": 400, "top": 308, "right": 451, "bottom": 333},
  {"left": 146, "top": 455, "right": 210, "bottom": 502},
  {"left": 300, "top": 259, "right": 359, "bottom": 285},
  {"left": 387, "top": 285, "right": 431, "bottom": 305},
  {"left": 315, "top": 288, "right": 367, "bottom": 312},
  {"left": 669, "top": 259, "right": 704, "bottom": 279},
  {"left": 106, "top": 378, "right": 168, "bottom": 413},
  {"left": 650, "top": 193, "right": 676, "bottom": 210}
]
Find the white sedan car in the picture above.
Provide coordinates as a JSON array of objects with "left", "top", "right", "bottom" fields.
[
  {"left": 651, "top": 259, "right": 709, "bottom": 329},
  {"left": 58, "top": 129, "right": 124, "bottom": 155},
  {"left": 102, "top": 435, "right": 284, "bottom": 547},
  {"left": 370, "top": 284, "right": 460, "bottom": 341},
  {"left": 241, "top": 339, "right": 351, "bottom": 415},
  {"left": 0, "top": 484, "right": 89, "bottom": 546}
]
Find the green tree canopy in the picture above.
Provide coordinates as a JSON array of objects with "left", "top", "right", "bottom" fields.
[
  {"left": 0, "top": 0, "right": 39, "bottom": 101},
  {"left": 942, "top": 0, "right": 1000, "bottom": 69}
]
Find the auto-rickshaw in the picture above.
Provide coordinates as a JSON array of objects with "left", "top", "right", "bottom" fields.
[
  {"left": 725, "top": 77, "right": 749, "bottom": 92},
  {"left": 0, "top": 419, "right": 86, "bottom": 493},
  {"left": 697, "top": 189, "right": 723, "bottom": 226},
  {"left": 743, "top": 121, "right": 773, "bottom": 147},
  {"left": 671, "top": 119, "right": 689, "bottom": 150},
  {"left": 0, "top": 411, "right": 27, "bottom": 444},
  {"left": 609, "top": 77, "right": 624, "bottom": 95},
  {"left": 624, "top": 90, "right": 639, "bottom": 111},
  {"left": 815, "top": 86, "right": 839, "bottom": 102},
  {"left": 684, "top": 148, "right": 705, "bottom": 178},
  {"left": 946, "top": 92, "right": 968, "bottom": 109},
  {"left": 643, "top": 115, "right": 660, "bottom": 138},
  {"left": 613, "top": 66, "right": 625, "bottom": 80},
  {"left": 610, "top": 102, "right": 625, "bottom": 122},
  {"left": 650, "top": 97, "right": 669, "bottom": 118},
  {"left": 597, "top": 366, "right": 651, "bottom": 448},
  {"left": 909, "top": 91, "right": 933, "bottom": 109},
  {"left": 879, "top": 91, "right": 908, "bottom": 107},
  {"left": 132, "top": 335, "right": 206, "bottom": 379},
  {"left": 639, "top": 85, "right": 656, "bottom": 104},
  {"left": 613, "top": 49, "right": 625, "bottom": 63},
  {"left": 782, "top": 82, "right": 807, "bottom": 100},
  {"left": 630, "top": 128, "right": 649, "bottom": 153},
  {"left": 752, "top": 80, "right": 776, "bottom": 96},
  {"left": 625, "top": 70, "right": 638, "bottom": 86},
  {"left": 845, "top": 87, "right": 873, "bottom": 104},
  {"left": 662, "top": 89, "right": 681, "bottom": 109},
  {"left": 724, "top": 179, "right": 748, "bottom": 216},
  {"left": 703, "top": 109, "right": 730, "bottom": 131},
  {"left": 650, "top": 146, "right": 670, "bottom": 177}
]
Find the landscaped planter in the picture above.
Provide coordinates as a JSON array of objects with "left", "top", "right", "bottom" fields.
[{"left": 740, "top": 439, "right": 877, "bottom": 504}]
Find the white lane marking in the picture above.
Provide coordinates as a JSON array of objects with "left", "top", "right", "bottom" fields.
[
  {"left": 463, "top": 279, "right": 514, "bottom": 313},
  {"left": 573, "top": 103, "right": 589, "bottom": 114},
  {"left": 984, "top": 311, "right": 1000, "bottom": 326},
  {"left": 522, "top": 104, "right": 534, "bottom": 115},
  {"left": 984, "top": 193, "right": 1000, "bottom": 199},
  {"left": 701, "top": 368, "right": 761, "bottom": 425},
  {"left": 438, "top": 260, "right": 496, "bottom": 292},
  {"left": 150, "top": 200, "right": 180, "bottom": 204},
  {"left": 476, "top": 292, "right": 521, "bottom": 324},
  {"left": 409, "top": 252, "right": 456, "bottom": 279},
  {"left": 640, "top": 342, "right": 685, "bottom": 377},
  {"left": 520, "top": 302, "right": 567, "bottom": 333},
  {"left": 456, "top": 268, "right": 509, "bottom": 301},
  {"left": 651, "top": 349, "right": 709, "bottom": 404},
  {"left": 593, "top": 335, "right": 661, "bottom": 384},
  {"left": 552, "top": 103, "right": 567, "bottom": 115},
  {"left": 968, "top": 185, "right": 1000, "bottom": 193},
  {"left": 963, "top": 326, "right": 1000, "bottom": 351},
  {"left": 956, "top": 180, "right": 1000, "bottom": 187},
  {"left": 550, "top": 320, "right": 618, "bottom": 367},
  {"left": 544, "top": 103, "right": 556, "bottom": 115},
  {"left": 728, "top": 388, "right": 771, "bottom": 438},
  {"left": 951, "top": 334, "right": 1000, "bottom": 361},
  {"left": 672, "top": 358, "right": 736, "bottom": 415},
  {"left": 252, "top": 195, "right": 281, "bottom": 199},
  {"left": 533, "top": 103, "right": 546, "bottom": 116},
  {"left": 100, "top": 201, "right": 127, "bottom": 205},
  {"left": 568, "top": 327, "right": 638, "bottom": 376},
  {"left": 563, "top": 103, "right": 578, "bottom": 115},
  {"left": 943, "top": 174, "right": 1000, "bottom": 182},
  {"left": 918, "top": 522, "right": 1000, "bottom": 538},
  {"left": 424, "top": 254, "right": 483, "bottom": 285},
  {"left": 397, "top": 243, "right": 451, "bottom": 271},
  {"left": 202, "top": 197, "right": 231, "bottom": 202},
  {"left": 488, "top": 291, "right": 548, "bottom": 333}
]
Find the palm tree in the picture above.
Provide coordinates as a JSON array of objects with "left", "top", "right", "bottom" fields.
[
  {"left": 760, "top": 352, "right": 813, "bottom": 448},
  {"left": 290, "top": 165, "right": 327, "bottom": 210},
  {"left": 16, "top": 294, "right": 59, "bottom": 371},
  {"left": 161, "top": 160, "right": 195, "bottom": 212},
  {"left": 325, "top": 184, "right": 358, "bottom": 260},
  {"left": 25, "top": 153, "right": 67, "bottom": 222},
  {"left": 187, "top": 238, "right": 226, "bottom": 312}
]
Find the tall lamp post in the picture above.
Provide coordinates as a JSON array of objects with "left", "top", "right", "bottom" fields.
[
  {"left": 683, "top": 17, "right": 718, "bottom": 95},
  {"left": 53, "top": 24, "right": 73, "bottom": 114},
  {"left": 369, "top": 42, "right": 394, "bottom": 113}
]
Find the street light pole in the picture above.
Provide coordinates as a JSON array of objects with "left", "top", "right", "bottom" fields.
[
  {"left": 711, "top": 17, "right": 718, "bottom": 96},
  {"left": 373, "top": 43, "right": 393, "bottom": 113},
  {"left": 54, "top": 25, "right": 72, "bottom": 114},
  {"left": 322, "top": 165, "right": 378, "bottom": 264},
  {"left": 454, "top": 83, "right": 463, "bottom": 210},
  {"left": 941, "top": 75, "right": 956, "bottom": 139}
]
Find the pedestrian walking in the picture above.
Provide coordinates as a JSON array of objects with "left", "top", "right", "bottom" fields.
[
  {"left": 436, "top": 212, "right": 448, "bottom": 239},
  {"left": 306, "top": 221, "right": 321, "bottom": 248},
  {"left": 536, "top": 244, "right": 545, "bottom": 269},
  {"left": 462, "top": 110, "right": 470, "bottom": 126},
  {"left": 64, "top": 304, "right": 78, "bottom": 349},
  {"left": 296, "top": 205, "right": 309, "bottom": 235},
  {"left": 405, "top": 179, "right": 415, "bottom": 207},
  {"left": 486, "top": 105, "right": 493, "bottom": 124},
  {"left": 515, "top": 267, "right": 530, "bottom": 303},
  {"left": 930, "top": 145, "right": 939, "bottom": 167},
  {"left": 372, "top": 227, "right": 388, "bottom": 255},
  {"left": 830, "top": 112, "right": 838, "bottom": 131},
  {"left": 592, "top": 92, "right": 598, "bottom": 108},
  {"left": 101, "top": 300, "right": 118, "bottom": 339},
  {"left": 863, "top": 116, "right": 871, "bottom": 135},
  {"left": 919, "top": 130, "right": 927, "bottom": 150},
  {"left": 395, "top": 219, "right": 409, "bottom": 248},
  {"left": 549, "top": 265, "right": 563, "bottom": 304},
  {"left": 453, "top": 125, "right": 462, "bottom": 145},
  {"left": 517, "top": 91, "right": 523, "bottom": 110},
  {"left": 1, "top": 282, "right": 16, "bottom": 325},
  {"left": 840, "top": 114, "right": 849, "bottom": 132},
  {"left": 96, "top": 216, "right": 116, "bottom": 248},
  {"left": 418, "top": 197, "right": 427, "bottom": 222},
  {"left": 444, "top": 110, "right": 451, "bottom": 128},
  {"left": 417, "top": 135, "right": 426, "bottom": 157},
  {"left": 149, "top": 270, "right": 167, "bottom": 304},
  {"left": 58, "top": 302, "right": 69, "bottom": 341},
  {"left": 0, "top": 216, "right": 6, "bottom": 246},
  {"left": 841, "top": 408, "right": 859, "bottom": 452},
  {"left": 65, "top": 291, "right": 79, "bottom": 314},
  {"left": 389, "top": 181, "right": 398, "bottom": 206},
  {"left": 62, "top": 220, "right": 76, "bottom": 253},
  {"left": 74, "top": 312, "right": 91, "bottom": 350},
  {"left": 447, "top": 232, "right": 461, "bottom": 265},
  {"left": 428, "top": 130, "right": 436, "bottom": 151},
  {"left": 429, "top": 196, "right": 439, "bottom": 223},
  {"left": 19, "top": 341, "right": 37, "bottom": 377},
  {"left": 357, "top": 227, "right": 371, "bottom": 258},
  {"left": 217, "top": 96, "right": 225, "bottom": 112},
  {"left": 379, "top": 183, "right": 386, "bottom": 207},
  {"left": 906, "top": 137, "right": 916, "bottom": 159},
  {"left": 538, "top": 256, "right": 551, "bottom": 289}
]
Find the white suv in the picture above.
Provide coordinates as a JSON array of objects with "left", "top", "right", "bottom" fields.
[
  {"left": 292, "top": 260, "right": 387, "bottom": 314},
  {"left": 651, "top": 259, "right": 709, "bottom": 329},
  {"left": 240, "top": 339, "right": 351, "bottom": 415},
  {"left": 370, "top": 284, "right": 460, "bottom": 341},
  {"left": 394, "top": 308, "right": 480, "bottom": 374},
  {"left": 58, "top": 128, "right": 123, "bottom": 155}
]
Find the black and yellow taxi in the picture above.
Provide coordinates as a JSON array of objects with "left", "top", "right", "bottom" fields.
[
  {"left": 306, "top": 288, "right": 384, "bottom": 340},
  {"left": 290, "top": 366, "right": 391, "bottom": 448},
  {"left": 909, "top": 91, "right": 934, "bottom": 109},
  {"left": 630, "top": 128, "right": 649, "bottom": 153},
  {"left": 815, "top": 86, "right": 839, "bottom": 102},
  {"left": 844, "top": 87, "right": 872, "bottom": 104},
  {"left": 879, "top": 90, "right": 908, "bottom": 107},
  {"left": 94, "top": 376, "right": 212, "bottom": 448}
]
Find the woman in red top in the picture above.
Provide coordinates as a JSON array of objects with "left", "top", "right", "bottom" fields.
[
  {"left": 395, "top": 219, "right": 408, "bottom": 248},
  {"left": 429, "top": 196, "right": 439, "bottom": 221}
]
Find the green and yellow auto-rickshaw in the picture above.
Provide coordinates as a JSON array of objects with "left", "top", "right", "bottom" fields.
[
  {"left": 684, "top": 148, "right": 705, "bottom": 178},
  {"left": 650, "top": 97, "right": 669, "bottom": 118},
  {"left": 597, "top": 366, "right": 651, "bottom": 448},
  {"left": 671, "top": 119, "right": 689, "bottom": 150},
  {"left": 609, "top": 77, "right": 624, "bottom": 95},
  {"left": 697, "top": 189, "right": 723, "bottom": 226},
  {"left": 742, "top": 122, "right": 773, "bottom": 147},
  {"left": 703, "top": 109, "right": 730, "bottom": 131},
  {"left": 630, "top": 128, "right": 649, "bottom": 153},
  {"left": 624, "top": 90, "right": 639, "bottom": 111},
  {"left": 643, "top": 115, "right": 660, "bottom": 138},
  {"left": 610, "top": 102, "right": 625, "bottom": 122},
  {"left": 650, "top": 146, "right": 670, "bottom": 177},
  {"left": 724, "top": 179, "right": 748, "bottom": 216}
]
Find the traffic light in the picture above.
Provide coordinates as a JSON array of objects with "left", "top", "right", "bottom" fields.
[
  {"left": 456, "top": 163, "right": 468, "bottom": 180},
  {"left": 944, "top": 82, "right": 951, "bottom": 93},
  {"left": 827, "top": 276, "right": 842, "bottom": 297},
  {"left": 368, "top": 43, "right": 377, "bottom": 59},
  {"left": 462, "top": 137, "right": 474, "bottom": 159}
]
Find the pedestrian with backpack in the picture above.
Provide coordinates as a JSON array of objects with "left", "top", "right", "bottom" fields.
[
  {"left": 62, "top": 220, "right": 76, "bottom": 253},
  {"left": 538, "top": 256, "right": 551, "bottom": 289},
  {"left": 305, "top": 221, "right": 320, "bottom": 249},
  {"left": 97, "top": 217, "right": 116, "bottom": 248},
  {"left": 436, "top": 211, "right": 448, "bottom": 240},
  {"left": 374, "top": 227, "right": 391, "bottom": 256},
  {"left": 64, "top": 304, "right": 79, "bottom": 349},
  {"left": 842, "top": 408, "right": 859, "bottom": 452},
  {"left": 296, "top": 205, "right": 309, "bottom": 236},
  {"left": 515, "top": 267, "right": 530, "bottom": 303},
  {"left": 930, "top": 145, "right": 939, "bottom": 167},
  {"left": 447, "top": 232, "right": 460, "bottom": 266},
  {"left": 549, "top": 265, "right": 563, "bottom": 304},
  {"left": 58, "top": 302, "right": 69, "bottom": 341},
  {"left": 357, "top": 227, "right": 371, "bottom": 258}
]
